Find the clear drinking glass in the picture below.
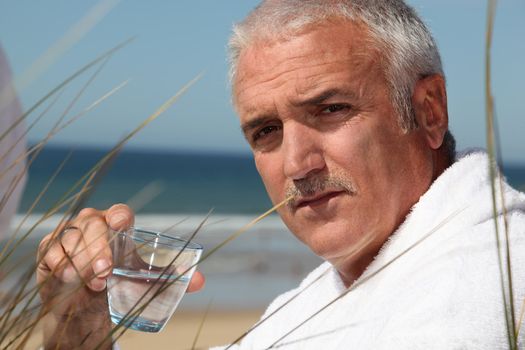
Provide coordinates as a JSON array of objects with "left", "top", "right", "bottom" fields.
[{"left": 107, "top": 227, "right": 202, "bottom": 332}]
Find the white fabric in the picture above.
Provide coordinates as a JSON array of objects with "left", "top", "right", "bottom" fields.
[
  {"left": 213, "top": 151, "right": 525, "bottom": 349},
  {"left": 0, "top": 46, "right": 26, "bottom": 239}
]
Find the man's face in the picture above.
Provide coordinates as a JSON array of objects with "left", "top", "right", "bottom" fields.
[{"left": 234, "top": 22, "right": 435, "bottom": 280}]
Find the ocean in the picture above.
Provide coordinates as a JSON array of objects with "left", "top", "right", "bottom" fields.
[
  {"left": 20, "top": 146, "right": 525, "bottom": 214},
  {"left": 5, "top": 146, "right": 525, "bottom": 311},
  {"left": 20, "top": 146, "right": 273, "bottom": 214}
]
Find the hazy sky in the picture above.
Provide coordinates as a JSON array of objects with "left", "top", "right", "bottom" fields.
[{"left": 0, "top": 0, "right": 524, "bottom": 162}]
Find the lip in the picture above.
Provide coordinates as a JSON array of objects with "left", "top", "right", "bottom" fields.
[{"left": 294, "top": 190, "right": 346, "bottom": 210}]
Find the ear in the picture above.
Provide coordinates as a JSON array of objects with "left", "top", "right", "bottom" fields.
[{"left": 412, "top": 74, "right": 449, "bottom": 150}]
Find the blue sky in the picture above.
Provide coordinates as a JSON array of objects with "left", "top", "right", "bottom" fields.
[{"left": 0, "top": 0, "right": 524, "bottom": 162}]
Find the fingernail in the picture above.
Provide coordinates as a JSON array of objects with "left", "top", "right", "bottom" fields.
[
  {"left": 90, "top": 278, "right": 107, "bottom": 292},
  {"left": 94, "top": 259, "right": 111, "bottom": 277},
  {"left": 62, "top": 266, "right": 78, "bottom": 283},
  {"left": 110, "top": 213, "right": 127, "bottom": 229}
]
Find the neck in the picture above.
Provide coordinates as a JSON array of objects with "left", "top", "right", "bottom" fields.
[{"left": 333, "top": 241, "right": 386, "bottom": 288}]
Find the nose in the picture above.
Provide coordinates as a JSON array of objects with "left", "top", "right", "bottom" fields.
[{"left": 282, "top": 121, "right": 325, "bottom": 180}]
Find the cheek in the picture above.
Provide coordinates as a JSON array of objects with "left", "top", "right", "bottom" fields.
[
  {"left": 326, "top": 122, "right": 398, "bottom": 199},
  {"left": 325, "top": 124, "right": 374, "bottom": 172},
  {"left": 254, "top": 153, "right": 285, "bottom": 203}
]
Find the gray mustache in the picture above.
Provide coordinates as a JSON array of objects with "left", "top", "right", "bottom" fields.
[{"left": 286, "top": 176, "right": 356, "bottom": 209}]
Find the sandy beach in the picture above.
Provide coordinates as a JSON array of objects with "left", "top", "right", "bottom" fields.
[
  {"left": 11, "top": 310, "right": 262, "bottom": 349},
  {"left": 117, "top": 310, "right": 263, "bottom": 350}
]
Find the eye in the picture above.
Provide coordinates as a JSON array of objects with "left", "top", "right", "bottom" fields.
[
  {"left": 252, "top": 125, "right": 282, "bottom": 143},
  {"left": 320, "top": 103, "right": 351, "bottom": 115}
]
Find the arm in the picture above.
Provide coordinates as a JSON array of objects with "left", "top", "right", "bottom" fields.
[{"left": 37, "top": 204, "right": 205, "bottom": 349}]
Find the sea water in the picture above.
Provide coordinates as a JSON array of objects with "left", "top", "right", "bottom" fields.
[{"left": 107, "top": 267, "right": 191, "bottom": 332}]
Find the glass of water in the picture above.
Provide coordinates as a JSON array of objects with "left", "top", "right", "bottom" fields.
[{"left": 107, "top": 227, "right": 202, "bottom": 332}]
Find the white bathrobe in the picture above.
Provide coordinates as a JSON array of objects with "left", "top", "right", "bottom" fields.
[{"left": 214, "top": 151, "right": 525, "bottom": 349}]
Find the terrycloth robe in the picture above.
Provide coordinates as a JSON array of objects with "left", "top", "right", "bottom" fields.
[{"left": 214, "top": 151, "right": 525, "bottom": 349}]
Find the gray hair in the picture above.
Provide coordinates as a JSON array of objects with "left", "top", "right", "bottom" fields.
[{"left": 228, "top": 0, "right": 455, "bottom": 158}]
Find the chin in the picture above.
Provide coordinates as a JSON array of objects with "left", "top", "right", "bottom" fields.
[
  {"left": 301, "top": 230, "right": 349, "bottom": 259},
  {"left": 304, "top": 226, "right": 376, "bottom": 263}
]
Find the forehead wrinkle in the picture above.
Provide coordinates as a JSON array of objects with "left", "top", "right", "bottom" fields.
[
  {"left": 235, "top": 22, "right": 384, "bottom": 116},
  {"left": 237, "top": 57, "right": 338, "bottom": 95},
  {"left": 237, "top": 57, "right": 363, "bottom": 113}
]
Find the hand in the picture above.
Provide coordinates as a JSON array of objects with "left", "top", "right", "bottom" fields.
[{"left": 37, "top": 204, "right": 205, "bottom": 349}]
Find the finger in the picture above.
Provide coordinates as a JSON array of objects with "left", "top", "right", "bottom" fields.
[
  {"left": 59, "top": 228, "right": 97, "bottom": 284},
  {"left": 186, "top": 271, "right": 205, "bottom": 293},
  {"left": 38, "top": 234, "right": 70, "bottom": 282},
  {"left": 38, "top": 208, "right": 113, "bottom": 293},
  {"left": 83, "top": 221, "right": 113, "bottom": 280},
  {"left": 75, "top": 209, "right": 113, "bottom": 274},
  {"left": 73, "top": 213, "right": 114, "bottom": 291},
  {"left": 104, "top": 203, "right": 135, "bottom": 231}
]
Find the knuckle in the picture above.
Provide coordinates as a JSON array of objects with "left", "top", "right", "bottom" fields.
[
  {"left": 107, "top": 203, "right": 135, "bottom": 221},
  {"left": 60, "top": 231, "right": 83, "bottom": 253},
  {"left": 38, "top": 243, "right": 65, "bottom": 270},
  {"left": 38, "top": 235, "right": 57, "bottom": 259},
  {"left": 84, "top": 218, "right": 109, "bottom": 235},
  {"left": 108, "top": 203, "right": 131, "bottom": 213},
  {"left": 39, "top": 234, "right": 53, "bottom": 250},
  {"left": 48, "top": 252, "right": 67, "bottom": 270},
  {"left": 77, "top": 207, "right": 98, "bottom": 218}
]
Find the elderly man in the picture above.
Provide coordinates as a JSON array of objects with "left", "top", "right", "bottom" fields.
[{"left": 37, "top": 0, "right": 525, "bottom": 349}]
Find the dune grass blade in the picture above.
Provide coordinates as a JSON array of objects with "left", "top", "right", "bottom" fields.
[
  {"left": 0, "top": 146, "right": 72, "bottom": 266},
  {"left": 0, "top": 84, "right": 63, "bottom": 181},
  {"left": 0, "top": 77, "right": 123, "bottom": 257},
  {"left": 0, "top": 204, "right": 98, "bottom": 341},
  {"left": 518, "top": 299, "right": 525, "bottom": 339},
  {"left": 224, "top": 220, "right": 379, "bottom": 349},
  {"left": 0, "top": 270, "right": 37, "bottom": 344},
  {"left": 126, "top": 180, "right": 165, "bottom": 212},
  {"left": 2, "top": 187, "right": 97, "bottom": 303},
  {"left": 0, "top": 77, "right": 129, "bottom": 259},
  {"left": 191, "top": 300, "right": 213, "bottom": 350},
  {"left": 53, "top": 73, "right": 201, "bottom": 223},
  {"left": 0, "top": 61, "right": 123, "bottom": 265},
  {"left": 2, "top": 125, "right": 126, "bottom": 345},
  {"left": 196, "top": 197, "right": 291, "bottom": 266},
  {"left": 0, "top": 155, "right": 74, "bottom": 339},
  {"left": 9, "top": 0, "right": 120, "bottom": 95},
  {"left": 20, "top": 74, "right": 202, "bottom": 349},
  {"left": 6, "top": 81, "right": 127, "bottom": 260},
  {"left": 0, "top": 36, "right": 134, "bottom": 146},
  {"left": 101, "top": 198, "right": 290, "bottom": 349},
  {"left": 0, "top": 154, "right": 71, "bottom": 326},
  {"left": 49, "top": 55, "right": 113, "bottom": 134},
  {"left": 35, "top": 74, "right": 202, "bottom": 278},
  {"left": 104, "top": 212, "right": 213, "bottom": 347},
  {"left": 4, "top": 48, "right": 173, "bottom": 342},
  {"left": 484, "top": 1, "right": 517, "bottom": 348},
  {"left": 0, "top": 68, "right": 128, "bottom": 185}
]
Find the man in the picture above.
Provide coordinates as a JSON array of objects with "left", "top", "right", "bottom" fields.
[{"left": 37, "top": 0, "right": 525, "bottom": 349}]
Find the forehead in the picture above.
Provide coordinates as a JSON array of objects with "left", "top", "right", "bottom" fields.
[{"left": 233, "top": 21, "right": 382, "bottom": 112}]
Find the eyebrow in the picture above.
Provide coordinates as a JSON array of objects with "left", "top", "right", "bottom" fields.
[
  {"left": 291, "top": 88, "right": 358, "bottom": 107},
  {"left": 241, "top": 115, "right": 274, "bottom": 136}
]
